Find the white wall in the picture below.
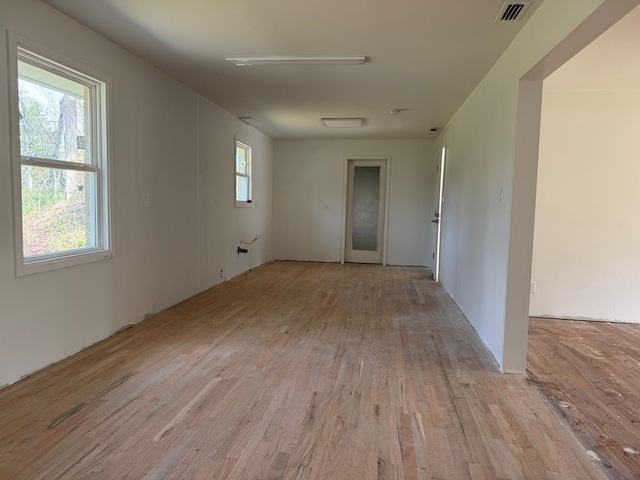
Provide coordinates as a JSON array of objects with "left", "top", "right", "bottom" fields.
[
  {"left": 273, "top": 139, "right": 433, "bottom": 266},
  {"left": 0, "top": 0, "right": 272, "bottom": 387},
  {"left": 432, "top": 0, "right": 639, "bottom": 372},
  {"left": 530, "top": 90, "right": 640, "bottom": 323},
  {"left": 198, "top": 98, "right": 273, "bottom": 290}
]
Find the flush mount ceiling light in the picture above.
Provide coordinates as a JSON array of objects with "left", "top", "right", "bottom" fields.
[
  {"left": 238, "top": 117, "right": 263, "bottom": 128},
  {"left": 321, "top": 118, "right": 366, "bottom": 128},
  {"left": 226, "top": 56, "right": 367, "bottom": 66}
]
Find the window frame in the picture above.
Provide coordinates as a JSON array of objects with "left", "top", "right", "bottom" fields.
[
  {"left": 234, "top": 139, "right": 253, "bottom": 207},
  {"left": 8, "top": 33, "right": 112, "bottom": 276}
]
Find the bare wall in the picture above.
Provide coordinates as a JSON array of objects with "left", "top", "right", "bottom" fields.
[
  {"left": 0, "top": 0, "right": 273, "bottom": 387},
  {"left": 273, "top": 139, "right": 433, "bottom": 266},
  {"left": 197, "top": 98, "right": 273, "bottom": 290},
  {"left": 433, "top": 0, "right": 639, "bottom": 372},
  {"left": 531, "top": 89, "right": 640, "bottom": 323}
]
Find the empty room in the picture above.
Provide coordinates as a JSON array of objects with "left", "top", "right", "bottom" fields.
[{"left": 0, "top": 1, "right": 638, "bottom": 479}]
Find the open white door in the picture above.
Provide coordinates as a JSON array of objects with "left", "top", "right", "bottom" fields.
[
  {"left": 345, "top": 159, "right": 387, "bottom": 264},
  {"left": 430, "top": 147, "right": 446, "bottom": 280}
]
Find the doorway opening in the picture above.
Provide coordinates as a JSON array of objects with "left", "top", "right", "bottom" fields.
[
  {"left": 504, "top": 0, "right": 640, "bottom": 374},
  {"left": 525, "top": 5, "right": 640, "bottom": 477},
  {"left": 344, "top": 158, "right": 389, "bottom": 265}
]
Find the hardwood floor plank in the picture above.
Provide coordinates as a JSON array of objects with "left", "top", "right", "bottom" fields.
[
  {"left": 0, "top": 262, "right": 609, "bottom": 479},
  {"left": 528, "top": 318, "right": 640, "bottom": 480}
]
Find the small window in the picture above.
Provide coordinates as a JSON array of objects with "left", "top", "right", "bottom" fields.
[
  {"left": 10, "top": 41, "right": 111, "bottom": 275},
  {"left": 235, "top": 141, "right": 252, "bottom": 206}
]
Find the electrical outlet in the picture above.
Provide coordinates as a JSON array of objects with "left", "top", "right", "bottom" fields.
[
  {"left": 220, "top": 269, "right": 224, "bottom": 279},
  {"left": 530, "top": 281, "right": 536, "bottom": 294}
]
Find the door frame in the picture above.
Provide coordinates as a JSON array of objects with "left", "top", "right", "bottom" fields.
[
  {"left": 431, "top": 146, "right": 446, "bottom": 281},
  {"left": 340, "top": 156, "right": 391, "bottom": 266},
  {"left": 504, "top": 0, "right": 640, "bottom": 374},
  {"left": 344, "top": 159, "right": 387, "bottom": 264}
]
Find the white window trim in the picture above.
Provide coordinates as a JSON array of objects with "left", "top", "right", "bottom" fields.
[
  {"left": 234, "top": 139, "right": 254, "bottom": 208},
  {"left": 7, "top": 32, "right": 113, "bottom": 276}
]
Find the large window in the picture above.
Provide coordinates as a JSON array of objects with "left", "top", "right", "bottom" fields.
[
  {"left": 10, "top": 40, "right": 110, "bottom": 275},
  {"left": 235, "top": 141, "right": 252, "bottom": 206}
]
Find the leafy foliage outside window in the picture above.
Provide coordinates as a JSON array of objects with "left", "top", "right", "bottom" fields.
[
  {"left": 18, "top": 72, "right": 95, "bottom": 257},
  {"left": 19, "top": 78, "right": 88, "bottom": 163},
  {"left": 21, "top": 166, "right": 94, "bottom": 256}
]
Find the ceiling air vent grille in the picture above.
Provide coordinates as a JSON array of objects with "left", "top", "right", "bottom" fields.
[{"left": 497, "top": 2, "right": 532, "bottom": 21}]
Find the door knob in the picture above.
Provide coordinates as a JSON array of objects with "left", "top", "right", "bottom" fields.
[{"left": 431, "top": 219, "right": 439, "bottom": 224}]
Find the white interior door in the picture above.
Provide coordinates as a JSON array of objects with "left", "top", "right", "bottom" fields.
[
  {"left": 345, "top": 159, "right": 387, "bottom": 264},
  {"left": 430, "top": 147, "right": 446, "bottom": 280}
]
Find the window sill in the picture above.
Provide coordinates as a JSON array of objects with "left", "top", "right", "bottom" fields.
[
  {"left": 17, "top": 249, "right": 113, "bottom": 276},
  {"left": 234, "top": 201, "right": 255, "bottom": 208}
]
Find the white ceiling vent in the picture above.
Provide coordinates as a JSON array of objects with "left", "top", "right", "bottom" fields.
[{"left": 496, "top": 2, "right": 532, "bottom": 21}]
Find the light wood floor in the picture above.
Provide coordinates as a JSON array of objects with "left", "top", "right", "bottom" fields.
[
  {"left": 528, "top": 318, "right": 640, "bottom": 480},
  {"left": 0, "top": 262, "right": 607, "bottom": 480}
]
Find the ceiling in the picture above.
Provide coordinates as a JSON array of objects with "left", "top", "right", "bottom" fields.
[
  {"left": 43, "top": 0, "right": 543, "bottom": 139},
  {"left": 545, "top": 5, "right": 640, "bottom": 90}
]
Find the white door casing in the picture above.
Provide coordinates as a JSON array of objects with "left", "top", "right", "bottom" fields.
[
  {"left": 430, "top": 146, "right": 446, "bottom": 280},
  {"left": 344, "top": 158, "right": 389, "bottom": 265}
]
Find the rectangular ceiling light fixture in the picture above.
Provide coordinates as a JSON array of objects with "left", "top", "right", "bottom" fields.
[
  {"left": 321, "top": 118, "right": 366, "bottom": 128},
  {"left": 238, "top": 117, "right": 263, "bottom": 128},
  {"left": 226, "top": 56, "right": 366, "bottom": 66}
]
